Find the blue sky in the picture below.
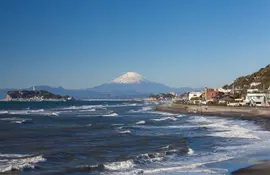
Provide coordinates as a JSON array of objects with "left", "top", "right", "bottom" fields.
[{"left": 1, "top": 0, "right": 270, "bottom": 89}]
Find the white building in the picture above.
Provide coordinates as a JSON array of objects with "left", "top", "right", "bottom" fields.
[
  {"left": 250, "top": 82, "right": 261, "bottom": 87},
  {"left": 247, "top": 89, "right": 259, "bottom": 93},
  {"left": 245, "top": 93, "right": 268, "bottom": 106},
  {"left": 217, "top": 88, "right": 232, "bottom": 93},
  {"left": 188, "top": 92, "right": 202, "bottom": 100}
]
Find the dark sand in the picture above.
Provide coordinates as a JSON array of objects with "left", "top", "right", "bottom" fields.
[
  {"left": 232, "top": 163, "right": 270, "bottom": 175},
  {"left": 156, "top": 103, "right": 270, "bottom": 175}
]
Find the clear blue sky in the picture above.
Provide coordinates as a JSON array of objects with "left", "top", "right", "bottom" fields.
[{"left": 1, "top": 0, "right": 270, "bottom": 89}]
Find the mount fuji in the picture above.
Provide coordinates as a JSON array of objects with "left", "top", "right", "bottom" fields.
[
  {"left": 0, "top": 72, "right": 203, "bottom": 99},
  {"left": 91, "top": 72, "right": 202, "bottom": 96}
]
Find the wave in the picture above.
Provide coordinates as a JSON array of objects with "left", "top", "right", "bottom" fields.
[
  {"left": 63, "top": 105, "right": 104, "bottom": 110},
  {"left": 0, "top": 117, "right": 32, "bottom": 124},
  {"left": 188, "top": 147, "right": 194, "bottom": 155},
  {"left": 135, "top": 120, "right": 145, "bottom": 125},
  {"left": 0, "top": 154, "right": 46, "bottom": 173},
  {"left": 11, "top": 120, "right": 26, "bottom": 124},
  {"left": 151, "top": 117, "right": 177, "bottom": 121},
  {"left": 104, "top": 160, "right": 134, "bottom": 170},
  {"left": 28, "top": 109, "right": 44, "bottom": 113},
  {"left": 102, "top": 113, "right": 119, "bottom": 117},
  {"left": 79, "top": 109, "right": 96, "bottom": 112},
  {"left": 147, "top": 111, "right": 177, "bottom": 116},
  {"left": 117, "top": 130, "right": 131, "bottom": 134},
  {"left": 188, "top": 116, "right": 260, "bottom": 139},
  {"left": 0, "top": 111, "right": 8, "bottom": 115},
  {"left": 129, "top": 106, "right": 153, "bottom": 113}
]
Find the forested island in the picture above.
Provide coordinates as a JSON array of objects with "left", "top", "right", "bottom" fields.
[{"left": 4, "top": 90, "right": 74, "bottom": 101}]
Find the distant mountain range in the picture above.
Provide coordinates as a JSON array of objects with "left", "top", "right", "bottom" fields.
[
  {"left": 224, "top": 64, "right": 270, "bottom": 90},
  {"left": 0, "top": 72, "right": 203, "bottom": 99}
]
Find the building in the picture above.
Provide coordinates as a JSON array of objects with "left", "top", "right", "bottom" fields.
[
  {"left": 204, "top": 88, "right": 217, "bottom": 101},
  {"left": 250, "top": 82, "right": 261, "bottom": 87},
  {"left": 245, "top": 93, "right": 268, "bottom": 107},
  {"left": 247, "top": 89, "right": 259, "bottom": 93},
  {"left": 188, "top": 92, "right": 202, "bottom": 100},
  {"left": 217, "top": 88, "right": 232, "bottom": 93}
]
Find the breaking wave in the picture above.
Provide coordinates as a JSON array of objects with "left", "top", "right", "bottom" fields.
[
  {"left": 151, "top": 117, "right": 177, "bottom": 121},
  {"left": 117, "top": 130, "right": 131, "bottom": 134},
  {"left": 0, "top": 153, "right": 46, "bottom": 173},
  {"left": 136, "top": 120, "right": 145, "bottom": 125},
  {"left": 102, "top": 113, "right": 119, "bottom": 117}
]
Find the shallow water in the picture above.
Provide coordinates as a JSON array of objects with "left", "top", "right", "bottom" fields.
[{"left": 1, "top": 101, "right": 270, "bottom": 174}]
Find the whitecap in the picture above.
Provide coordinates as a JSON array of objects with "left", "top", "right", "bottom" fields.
[
  {"left": 136, "top": 120, "right": 145, "bottom": 125},
  {"left": 188, "top": 147, "right": 194, "bottom": 155},
  {"left": 151, "top": 117, "right": 177, "bottom": 121},
  {"left": 0, "top": 111, "right": 8, "bottom": 115},
  {"left": 11, "top": 120, "right": 26, "bottom": 124},
  {"left": 28, "top": 109, "right": 44, "bottom": 113},
  {"left": 117, "top": 130, "right": 131, "bottom": 134},
  {"left": 0, "top": 154, "right": 46, "bottom": 173},
  {"left": 104, "top": 160, "right": 134, "bottom": 170},
  {"left": 102, "top": 113, "right": 119, "bottom": 117}
]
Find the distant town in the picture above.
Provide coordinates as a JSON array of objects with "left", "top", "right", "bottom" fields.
[{"left": 148, "top": 64, "right": 270, "bottom": 107}]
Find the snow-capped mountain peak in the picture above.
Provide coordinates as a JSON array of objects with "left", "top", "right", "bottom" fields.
[{"left": 111, "top": 72, "right": 150, "bottom": 84}]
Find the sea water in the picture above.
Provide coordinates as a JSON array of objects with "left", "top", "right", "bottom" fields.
[{"left": 1, "top": 100, "right": 270, "bottom": 174}]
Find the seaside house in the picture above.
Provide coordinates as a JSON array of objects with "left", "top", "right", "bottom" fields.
[
  {"left": 188, "top": 92, "right": 202, "bottom": 100},
  {"left": 244, "top": 93, "right": 267, "bottom": 107},
  {"left": 203, "top": 88, "right": 217, "bottom": 102},
  {"left": 217, "top": 88, "right": 232, "bottom": 94}
]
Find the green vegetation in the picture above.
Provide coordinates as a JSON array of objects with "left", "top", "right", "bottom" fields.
[
  {"left": 149, "top": 93, "right": 175, "bottom": 100},
  {"left": 227, "top": 64, "right": 270, "bottom": 90},
  {"left": 7, "top": 90, "right": 74, "bottom": 101}
]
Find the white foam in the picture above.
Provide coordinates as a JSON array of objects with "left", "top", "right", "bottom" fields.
[
  {"left": 63, "top": 105, "right": 103, "bottom": 110},
  {"left": 117, "top": 130, "right": 131, "bottom": 134},
  {"left": 0, "top": 111, "right": 8, "bottom": 115},
  {"left": 152, "top": 117, "right": 177, "bottom": 121},
  {"left": 112, "top": 124, "right": 123, "bottom": 126},
  {"left": 136, "top": 120, "right": 145, "bottom": 125},
  {"left": 28, "top": 109, "right": 44, "bottom": 113},
  {"left": 188, "top": 116, "right": 260, "bottom": 139},
  {"left": 102, "top": 113, "right": 119, "bottom": 117},
  {"left": 188, "top": 147, "right": 194, "bottom": 155},
  {"left": 11, "top": 120, "right": 26, "bottom": 124},
  {"left": 0, "top": 154, "right": 46, "bottom": 172},
  {"left": 79, "top": 109, "right": 96, "bottom": 112},
  {"left": 129, "top": 106, "right": 153, "bottom": 113},
  {"left": 147, "top": 111, "right": 176, "bottom": 116},
  {"left": 9, "top": 111, "right": 28, "bottom": 115},
  {"left": 104, "top": 160, "right": 134, "bottom": 170},
  {"left": 142, "top": 154, "right": 232, "bottom": 174}
]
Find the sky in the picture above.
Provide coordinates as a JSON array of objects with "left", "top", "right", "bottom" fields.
[{"left": 1, "top": 0, "right": 270, "bottom": 89}]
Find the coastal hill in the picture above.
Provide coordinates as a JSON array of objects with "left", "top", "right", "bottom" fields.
[
  {"left": 5, "top": 90, "right": 74, "bottom": 101},
  {"left": 225, "top": 64, "right": 270, "bottom": 90}
]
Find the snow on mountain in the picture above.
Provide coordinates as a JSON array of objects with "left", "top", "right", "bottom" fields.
[{"left": 111, "top": 72, "right": 150, "bottom": 84}]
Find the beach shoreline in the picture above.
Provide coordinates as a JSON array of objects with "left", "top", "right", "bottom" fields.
[{"left": 156, "top": 103, "right": 270, "bottom": 175}]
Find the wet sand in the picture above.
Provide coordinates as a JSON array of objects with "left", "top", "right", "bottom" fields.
[
  {"left": 156, "top": 103, "right": 270, "bottom": 175},
  {"left": 232, "top": 163, "right": 270, "bottom": 175}
]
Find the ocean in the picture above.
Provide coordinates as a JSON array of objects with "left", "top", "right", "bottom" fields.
[{"left": 1, "top": 100, "right": 270, "bottom": 175}]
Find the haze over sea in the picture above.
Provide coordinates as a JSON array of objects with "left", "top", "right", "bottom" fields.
[{"left": 1, "top": 100, "right": 270, "bottom": 174}]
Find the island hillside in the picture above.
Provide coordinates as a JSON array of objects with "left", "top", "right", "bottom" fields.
[{"left": 5, "top": 90, "right": 74, "bottom": 101}]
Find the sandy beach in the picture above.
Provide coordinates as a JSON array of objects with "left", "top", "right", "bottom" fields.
[
  {"left": 156, "top": 104, "right": 270, "bottom": 119},
  {"left": 156, "top": 103, "right": 270, "bottom": 175}
]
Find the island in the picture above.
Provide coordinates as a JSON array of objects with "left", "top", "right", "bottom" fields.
[{"left": 4, "top": 90, "right": 75, "bottom": 102}]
